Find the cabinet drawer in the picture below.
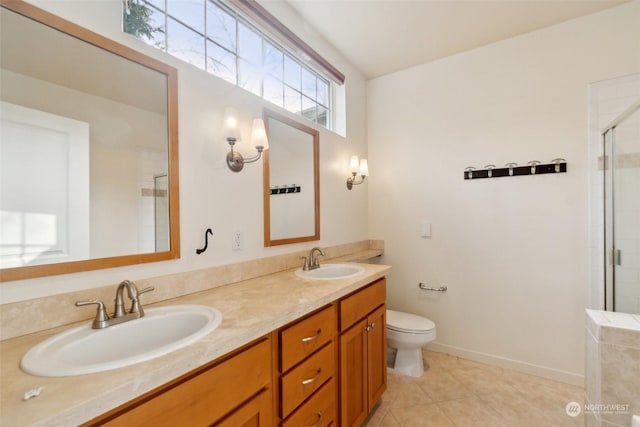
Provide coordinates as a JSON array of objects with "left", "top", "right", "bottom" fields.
[
  {"left": 339, "top": 278, "right": 386, "bottom": 331},
  {"left": 96, "top": 338, "right": 271, "bottom": 427},
  {"left": 280, "top": 305, "right": 335, "bottom": 372},
  {"left": 281, "top": 378, "right": 336, "bottom": 427},
  {"left": 281, "top": 342, "right": 335, "bottom": 418}
]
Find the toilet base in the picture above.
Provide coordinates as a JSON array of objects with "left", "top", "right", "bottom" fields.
[{"left": 390, "top": 347, "right": 424, "bottom": 377}]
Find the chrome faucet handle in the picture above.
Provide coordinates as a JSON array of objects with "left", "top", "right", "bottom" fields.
[
  {"left": 300, "top": 256, "right": 309, "bottom": 271},
  {"left": 130, "top": 286, "right": 154, "bottom": 315},
  {"left": 75, "top": 300, "right": 110, "bottom": 329}
]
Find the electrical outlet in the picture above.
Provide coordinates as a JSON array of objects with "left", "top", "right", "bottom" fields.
[{"left": 232, "top": 230, "right": 243, "bottom": 251}]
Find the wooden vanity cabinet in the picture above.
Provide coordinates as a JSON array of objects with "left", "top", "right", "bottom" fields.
[
  {"left": 338, "top": 278, "right": 387, "bottom": 427},
  {"left": 82, "top": 277, "right": 387, "bottom": 427},
  {"left": 83, "top": 337, "right": 273, "bottom": 427}
]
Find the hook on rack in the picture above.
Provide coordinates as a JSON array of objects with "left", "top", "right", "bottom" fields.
[{"left": 196, "top": 228, "right": 213, "bottom": 255}]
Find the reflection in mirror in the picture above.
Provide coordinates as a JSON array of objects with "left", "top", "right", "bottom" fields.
[
  {"left": 263, "top": 109, "right": 319, "bottom": 246},
  {"left": 0, "top": 1, "right": 179, "bottom": 281}
]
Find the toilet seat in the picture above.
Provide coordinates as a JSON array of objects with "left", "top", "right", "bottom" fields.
[{"left": 387, "top": 309, "right": 435, "bottom": 334}]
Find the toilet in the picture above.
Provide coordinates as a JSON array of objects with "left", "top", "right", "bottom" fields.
[{"left": 386, "top": 309, "right": 436, "bottom": 377}]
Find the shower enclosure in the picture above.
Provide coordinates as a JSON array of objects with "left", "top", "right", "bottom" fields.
[{"left": 603, "top": 100, "right": 640, "bottom": 314}]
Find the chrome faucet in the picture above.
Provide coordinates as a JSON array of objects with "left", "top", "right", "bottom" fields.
[
  {"left": 75, "top": 280, "right": 154, "bottom": 329},
  {"left": 115, "top": 279, "right": 142, "bottom": 317},
  {"left": 308, "top": 247, "right": 326, "bottom": 270}
]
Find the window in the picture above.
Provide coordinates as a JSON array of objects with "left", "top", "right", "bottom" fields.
[{"left": 124, "top": 0, "right": 333, "bottom": 129}]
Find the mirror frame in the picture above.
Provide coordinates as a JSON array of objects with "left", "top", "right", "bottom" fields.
[
  {"left": 263, "top": 109, "right": 319, "bottom": 247},
  {"left": 0, "top": 0, "right": 180, "bottom": 282}
]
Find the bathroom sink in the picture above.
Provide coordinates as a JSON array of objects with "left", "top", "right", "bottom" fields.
[
  {"left": 21, "top": 305, "right": 222, "bottom": 377},
  {"left": 295, "top": 263, "right": 365, "bottom": 280}
]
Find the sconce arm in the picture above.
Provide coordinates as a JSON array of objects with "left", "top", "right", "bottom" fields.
[
  {"left": 226, "top": 145, "right": 265, "bottom": 172},
  {"left": 346, "top": 172, "right": 367, "bottom": 190},
  {"left": 242, "top": 146, "right": 265, "bottom": 164}
]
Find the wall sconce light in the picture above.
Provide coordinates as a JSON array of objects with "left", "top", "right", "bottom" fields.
[
  {"left": 346, "top": 155, "right": 369, "bottom": 190},
  {"left": 223, "top": 107, "right": 269, "bottom": 172}
]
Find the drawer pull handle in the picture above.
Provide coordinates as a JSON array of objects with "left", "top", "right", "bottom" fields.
[
  {"left": 301, "top": 368, "right": 323, "bottom": 385},
  {"left": 306, "top": 411, "right": 324, "bottom": 427},
  {"left": 301, "top": 328, "right": 322, "bottom": 343}
]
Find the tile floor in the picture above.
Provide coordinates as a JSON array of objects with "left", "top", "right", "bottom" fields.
[{"left": 364, "top": 350, "right": 584, "bottom": 427}]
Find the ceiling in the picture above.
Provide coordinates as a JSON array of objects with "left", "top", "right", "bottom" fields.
[{"left": 284, "top": 0, "right": 629, "bottom": 79}]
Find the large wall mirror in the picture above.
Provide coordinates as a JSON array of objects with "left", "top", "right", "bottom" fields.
[
  {"left": 263, "top": 109, "right": 319, "bottom": 246},
  {"left": 0, "top": 0, "right": 180, "bottom": 281}
]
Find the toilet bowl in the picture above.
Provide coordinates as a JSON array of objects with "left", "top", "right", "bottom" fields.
[{"left": 386, "top": 309, "right": 436, "bottom": 377}]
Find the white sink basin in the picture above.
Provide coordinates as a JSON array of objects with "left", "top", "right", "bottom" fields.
[
  {"left": 21, "top": 305, "right": 222, "bottom": 377},
  {"left": 295, "top": 263, "right": 365, "bottom": 280}
]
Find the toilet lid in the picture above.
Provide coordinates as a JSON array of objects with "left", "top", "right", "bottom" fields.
[{"left": 386, "top": 309, "right": 435, "bottom": 333}]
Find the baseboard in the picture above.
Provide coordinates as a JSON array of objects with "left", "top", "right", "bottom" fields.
[{"left": 426, "top": 342, "right": 584, "bottom": 387}]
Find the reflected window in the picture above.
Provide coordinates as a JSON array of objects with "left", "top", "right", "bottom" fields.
[{"left": 124, "top": 0, "right": 332, "bottom": 130}]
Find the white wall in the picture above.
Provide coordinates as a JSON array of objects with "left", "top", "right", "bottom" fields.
[
  {"left": 0, "top": 0, "right": 369, "bottom": 303},
  {"left": 367, "top": 1, "right": 639, "bottom": 383}
]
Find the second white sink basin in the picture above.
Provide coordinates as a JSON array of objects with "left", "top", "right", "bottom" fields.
[
  {"left": 21, "top": 304, "right": 222, "bottom": 377},
  {"left": 295, "top": 263, "right": 365, "bottom": 280}
]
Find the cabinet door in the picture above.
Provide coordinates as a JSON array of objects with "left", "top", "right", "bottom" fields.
[
  {"left": 366, "top": 305, "right": 387, "bottom": 411},
  {"left": 339, "top": 318, "right": 368, "bottom": 427},
  {"left": 214, "top": 389, "right": 272, "bottom": 427}
]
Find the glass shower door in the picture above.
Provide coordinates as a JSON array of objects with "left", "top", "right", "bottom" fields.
[{"left": 604, "top": 102, "right": 640, "bottom": 314}]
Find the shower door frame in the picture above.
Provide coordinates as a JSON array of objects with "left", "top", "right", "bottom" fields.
[{"left": 602, "top": 100, "right": 640, "bottom": 312}]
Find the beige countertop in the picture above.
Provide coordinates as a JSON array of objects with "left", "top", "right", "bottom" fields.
[{"left": 0, "top": 262, "right": 390, "bottom": 426}]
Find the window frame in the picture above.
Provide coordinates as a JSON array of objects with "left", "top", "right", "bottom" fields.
[{"left": 124, "top": 0, "right": 337, "bottom": 130}]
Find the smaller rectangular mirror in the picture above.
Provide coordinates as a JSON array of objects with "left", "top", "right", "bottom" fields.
[{"left": 263, "top": 109, "right": 319, "bottom": 246}]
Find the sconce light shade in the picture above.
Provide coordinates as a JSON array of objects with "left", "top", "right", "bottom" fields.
[
  {"left": 222, "top": 107, "right": 240, "bottom": 141},
  {"left": 250, "top": 118, "right": 269, "bottom": 150},
  {"left": 350, "top": 155, "right": 360, "bottom": 173},
  {"left": 359, "top": 158, "right": 369, "bottom": 177},
  {"left": 346, "top": 155, "right": 368, "bottom": 190}
]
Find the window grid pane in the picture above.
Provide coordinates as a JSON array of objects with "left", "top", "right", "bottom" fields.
[
  {"left": 124, "top": 0, "right": 332, "bottom": 130},
  {"left": 167, "top": 18, "right": 205, "bottom": 69},
  {"left": 206, "top": 0, "right": 236, "bottom": 51},
  {"left": 167, "top": 0, "right": 204, "bottom": 34},
  {"left": 206, "top": 40, "right": 237, "bottom": 84}
]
